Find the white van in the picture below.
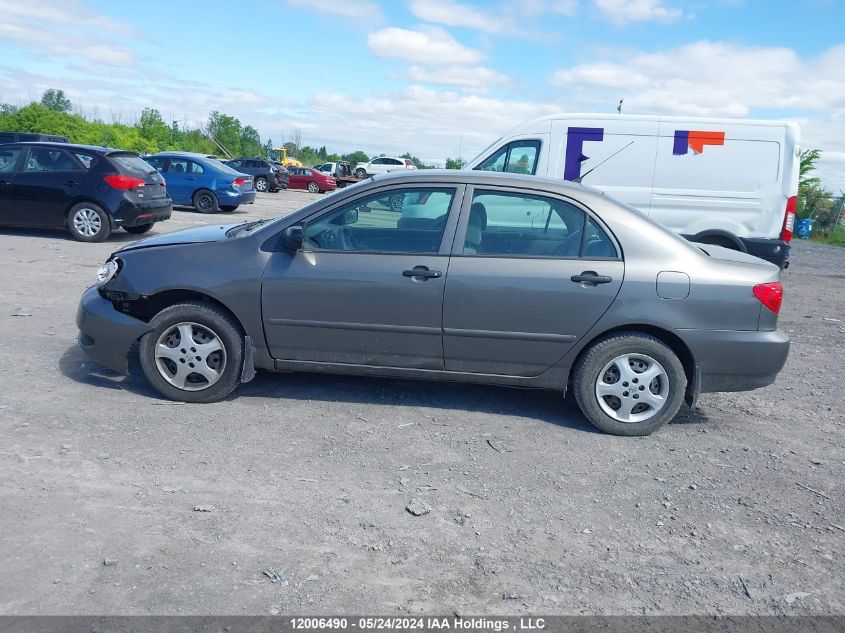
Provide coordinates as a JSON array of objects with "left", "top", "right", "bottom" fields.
[{"left": 465, "top": 113, "right": 800, "bottom": 268}]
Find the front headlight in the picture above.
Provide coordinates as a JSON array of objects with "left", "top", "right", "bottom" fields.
[{"left": 95, "top": 258, "right": 121, "bottom": 288}]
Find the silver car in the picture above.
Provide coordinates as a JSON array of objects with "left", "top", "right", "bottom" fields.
[{"left": 77, "top": 170, "right": 789, "bottom": 435}]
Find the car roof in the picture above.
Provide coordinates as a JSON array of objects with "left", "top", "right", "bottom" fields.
[
  {"left": 151, "top": 151, "right": 219, "bottom": 159},
  {"left": 3, "top": 141, "right": 131, "bottom": 154},
  {"left": 367, "top": 168, "right": 598, "bottom": 196}
]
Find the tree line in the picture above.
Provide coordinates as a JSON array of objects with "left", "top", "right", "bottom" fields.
[{"left": 0, "top": 89, "right": 466, "bottom": 170}]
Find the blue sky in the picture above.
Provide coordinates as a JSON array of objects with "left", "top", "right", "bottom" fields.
[{"left": 1, "top": 0, "right": 844, "bottom": 185}]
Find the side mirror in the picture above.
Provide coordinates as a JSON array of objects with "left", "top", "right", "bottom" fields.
[
  {"left": 343, "top": 209, "right": 359, "bottom": 225},
  {"left": 281, "top": 225, "right": 304, "bottom": 251}
]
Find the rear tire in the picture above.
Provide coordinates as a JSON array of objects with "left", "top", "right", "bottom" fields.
[
  {"left": 355, "top": 168, "right": 366, "bottom": 179},
  {"left": 254, "top": 177, "right": 269, "bottom": 192},
  {"left": 139, "top": 301, "right": 243, "bottom": 403},
  {"left": 67, "top": 202, "right": 111, "bottom": 242},
  {"left": 192, "top": 190, "right": 219, "bottom": 213},
  {"left": 124, "top": 223, "right": 154, "bottom": 234},
  {"left": 307, "top": 181, "right": 320, "bottom": 193},
  {"left": 573, "top": 332, "right": 686, "bottom": 436}
]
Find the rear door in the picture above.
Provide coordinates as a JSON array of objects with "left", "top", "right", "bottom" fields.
[
  {"left": 442, "top": 186, "right": 623, "bottom": 377},
  {"left": 9, "top": 147, "right": 89, "bottom": 228},
  {"left": 0, "top": 146, "right": 25, "bottom": 224},
  {"left": 288, "top": 168, "right": 306, "bottom": 189},
  {"left": 261, "top": 184, "right": 463, "bottom": 369}
]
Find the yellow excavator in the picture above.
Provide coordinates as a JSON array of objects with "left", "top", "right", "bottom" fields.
[{"left": 268, "top": 147, "right": 303, "bottom": 168}]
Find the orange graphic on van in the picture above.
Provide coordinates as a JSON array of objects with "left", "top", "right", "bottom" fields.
[{"left": 673, "top": 130, "right": 725, "bottom": 155}]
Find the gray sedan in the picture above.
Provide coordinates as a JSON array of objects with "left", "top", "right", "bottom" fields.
[{"left": 77, "top": 170, "right": 789, "bottom": 435}]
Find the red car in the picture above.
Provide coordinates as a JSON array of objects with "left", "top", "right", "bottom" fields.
[{"left": 287, "top": 167, "right": 337, "bottom": 193}]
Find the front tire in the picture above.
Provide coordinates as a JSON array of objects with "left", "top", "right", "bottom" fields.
[
  {"left": 573, "top": 332, "right": 686, "bottom": 436},
  {"left": 124, "top": 223, "right": 154, "bottom": 234},
  {"left": 307, "top": 181, "right": 320, "bottom": 193},
  {"left": 139, "top": 302, "right": 243, "bottom": 403},
  {"left": 220, "top": 205, "right": 239, "bottom": 212},
  {"left": 192, "top": 189, "right": 219, "bottom": 213},
  {"left": 67, "top": 202, "right": 111, "bottom": 242}
]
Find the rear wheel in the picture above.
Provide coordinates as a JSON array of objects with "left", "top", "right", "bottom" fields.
[
  {"left": 67, "top": 202, "right": 111, "bottom": 242},
  {"left": 307, "top": 181, "right": 320, "bottom": 193},
  {"left": 254, "top": 177, "right": 269, "bottom": 192},
  {"left": 697, "top": 235, "right": 741, "bottom": 250},
  {"left": 139, "top": 302, "right": 243, "bottom": 403},
  {"left": 389, "top": 194, "right": 404, "bottom": 212},
  {"left": 573, "top": 332, "right": 686, "bottom": 436},
  {"left": 355, "top": 168, "right": 366, "bottom": 179},
  {"left": 192, "top": 189, "right": 219, "bottom": 213},
  {"left": 124, "top": 223, "right": 154, "bottom": 234}
]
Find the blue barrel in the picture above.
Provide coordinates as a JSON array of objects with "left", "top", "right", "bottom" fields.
[{"left": 796, "top": 218, "right": 813, "bottom": 239}]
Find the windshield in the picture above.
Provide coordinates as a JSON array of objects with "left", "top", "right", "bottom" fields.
[{"left": 110, "top": 153, "right": 157, "bottom": 174}]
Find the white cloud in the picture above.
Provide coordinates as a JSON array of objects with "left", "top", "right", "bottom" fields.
[
  {"left": 287, "top": 0, "right": 382, "bottom": 21},
  {"left": 367, "top": 26, "right": 484, "bottom": 65},
  {"left": 406, "top": 65, "right": 514, "bottom": 92},
  {"left": 551, "top": 0, "right": 578, "bottom": 16},
  {"left": 551, "top": 62, "right": 649, "bottom": 88},
  {"left": 409, "top": 0, "right": 510, "bottom": 34},
  {"left": 547, "top": 41, "right": 845, "bottom": 188},
  {"left": 593, "top": 0, "right": 683, "bottom": 24},
  {"left": 0, "top": 0, "right": 139, "bottom": 66}
]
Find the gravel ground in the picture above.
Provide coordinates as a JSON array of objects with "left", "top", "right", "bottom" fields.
[{"left": 0, "top": 192, "right": 842, "bottom": 616}]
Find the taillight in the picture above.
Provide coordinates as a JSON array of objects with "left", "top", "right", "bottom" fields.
[
  {"left": 233, "top": 177, "right": 245, "bottom": 187},
  {"left": 781, "top": 196, "right": 796, "bottom": 242},
  {"left": 104, "top": 174, "right": 145, "bottom": 190},
  {"left": 753, "top": 282, "right": 783, "bottom": 314}
]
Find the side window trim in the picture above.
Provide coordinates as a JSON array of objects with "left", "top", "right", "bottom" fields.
[
  {"left": 284, "top": 184, "right": 466, "bottom": 256},
  {"left": 450, "top": 184, "right": 621, "bottom": 260}
]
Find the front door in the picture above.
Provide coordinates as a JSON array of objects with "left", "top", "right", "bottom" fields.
[
  {"left": 443, "top": 187, "right": 624, "bottom": 377},
  {"left": 261, "top": 185, "right": 463, "bottom": 369}
]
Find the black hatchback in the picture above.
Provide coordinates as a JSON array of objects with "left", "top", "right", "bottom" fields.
[{"left": 0, "top": 142, "right": 172, "bottom": 242}]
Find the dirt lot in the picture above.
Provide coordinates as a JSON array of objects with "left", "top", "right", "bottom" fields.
[{"left": 0, "top": 192, "right": 842, "bottom": 616}]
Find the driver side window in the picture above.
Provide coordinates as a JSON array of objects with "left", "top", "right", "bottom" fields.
[{"left": 302, "top": 187, "right": 456, "bottom": 254}]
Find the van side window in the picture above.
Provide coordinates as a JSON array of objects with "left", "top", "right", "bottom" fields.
[{"left": 475, "top": 140, "right": 540, "bottom": 175}]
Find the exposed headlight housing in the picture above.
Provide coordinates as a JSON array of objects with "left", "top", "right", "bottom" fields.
[{"left": 95, "top": 258, "right": 121, "bottom": 288}]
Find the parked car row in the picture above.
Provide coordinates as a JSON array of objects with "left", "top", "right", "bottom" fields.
[{"left": 0, "top": 141, "right": 171, "bottom": 241}]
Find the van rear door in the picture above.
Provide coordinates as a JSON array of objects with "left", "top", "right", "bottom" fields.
[{"left": 650, "top": 120, "right": 784, "bottom": 240}]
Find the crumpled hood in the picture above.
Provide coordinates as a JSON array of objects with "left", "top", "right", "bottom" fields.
[{"left": 118, "top": 223, "right": 241, "bottom": 252}]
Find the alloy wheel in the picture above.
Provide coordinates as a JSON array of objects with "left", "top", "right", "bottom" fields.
[{"left": 72, "top": 208, "right": 102, "bottom": 237}]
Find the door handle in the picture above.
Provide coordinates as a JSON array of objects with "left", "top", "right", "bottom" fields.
[
  {"left": 403, "top": 266, "right": 442, "bottom": 280},
  {"left": 571, "top": 271, "right": 613, "bottom": 285},
  {"left": 64, "top": 180, "right": 79, "bottom": 186}
]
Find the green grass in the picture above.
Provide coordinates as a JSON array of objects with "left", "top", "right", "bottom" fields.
[{"left": 810, "top": 226, "right": 845, "bottom": 246}]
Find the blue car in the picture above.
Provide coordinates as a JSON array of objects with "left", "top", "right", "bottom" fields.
[{"left": 144, "top": 152, "right": 256, "bottom": 213}]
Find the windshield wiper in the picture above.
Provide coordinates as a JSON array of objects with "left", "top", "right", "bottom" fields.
[{"left": 225, "top": 219, "right": 265, "bottom": 237}]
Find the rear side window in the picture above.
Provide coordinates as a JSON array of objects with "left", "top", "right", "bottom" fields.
[
  {"left": 475, "top": 140, "right": 540, "bottom": 175},
  {"left": 461, "top": 189, "right": 617, "bottom": 259},
  {"left": 0, "top": 147, "right": 23, "bottom": 173},
  {"left": 111, "top": 154, "right": 155, "bottom": 174},
  {"left": 73, "top": 152, "right": 98, "bottom": 170},
  {"left": 187, "top": 161, "right": 204, "bottom": 174},
  {"left": 24, "top": 148, "right": 82, "bottom": 172}
]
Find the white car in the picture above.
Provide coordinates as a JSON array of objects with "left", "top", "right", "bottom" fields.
[{"left": 354, "top": 156, "right": 416, "bottom": 179}]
